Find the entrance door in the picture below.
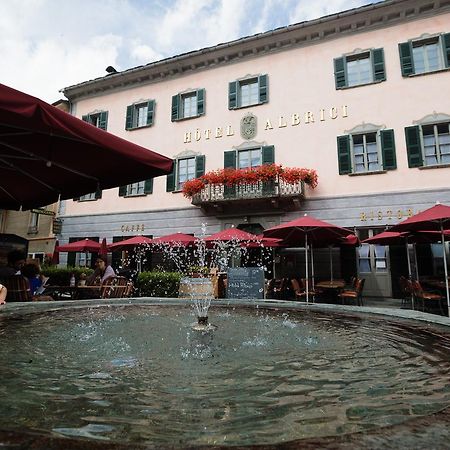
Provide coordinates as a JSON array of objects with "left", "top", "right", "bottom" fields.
[{"left": 357, "top": 228, "right": 392, "bottom": 297}]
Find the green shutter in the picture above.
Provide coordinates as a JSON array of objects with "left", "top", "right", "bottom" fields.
[
  {"left": 82, "top": 114, "right": 89, "bottom": 123},
  {"left": 67, "top": 237, "right": 76, "bottom": 267},
  {"left": 405, "top": 126, "right": 423, "bottom": 168},
  {"left": 262, "top": 145, "right": 275, "bottom": 165},
  {"left": 380, "top": 129, "right": 397, "bottom": 170},
  {"left": 95, "top": 187, "right": 102, "bottom": 199},
  {"left": 371, "top": 48, "right": 386, "bottom": 82},
  {"left": 118, "top": 185, "right": 127, "bottom": 197},
  {"left": 197, "top": 89, "right": 205, "bottom": 116},
  {"left": 171, "top": 95, "right": 179, "bottom": 122},
  {"left": 147, "top": 100, "right": 155, "bottom": 126},
  {"left": 166, "top": 161, "right": 176, "bottom": 192},
  {"left": 195, "top": 155, "right": 205, "bottom": 178},
  {"left": 224, "top": 150, "right": 236, "bottom": 169},
  {"left": 125, "top": 105, "right": 133, "bottom": 130},
  {"left": 144, "top": 178, "right": 153, "bottom": 194},
  {"left": 99, "top": 111, "right": 108, "bottom": 130},
  {"left": 442, "top": 33, "right": 450, "bottom": 67},
  {"left": 258, "top": 75, "right": 268, "bottom": 104},
  {"left": 399, "top": 42, "right": 414, "bottom": 76},
  {"left": 337, "top": 135, "right": 352, "bottom": 174},
  {"left": 334, "top": 57, "right": 347, "bottom": 89},
  {"left": 228, "top": 81, "right": 238, "bottom": 109}
]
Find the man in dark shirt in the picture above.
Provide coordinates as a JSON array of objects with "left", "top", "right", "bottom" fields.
[{"left": 0, "top": 250, "right": 26, "bottom": 280}]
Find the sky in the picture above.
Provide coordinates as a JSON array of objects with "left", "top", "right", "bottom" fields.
[{"left": 1, "top": 0, "right": 377, "bottom": 103}]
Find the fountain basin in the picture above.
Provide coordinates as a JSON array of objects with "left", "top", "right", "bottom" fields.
[{"left": 0, "top": 298, "right": 449, "bottom": 449}]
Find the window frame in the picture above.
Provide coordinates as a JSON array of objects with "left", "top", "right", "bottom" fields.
[
  {"left": 125, "top": 181, "right": 146, "bottom": 197},
  {"left": 229, "top": 74, "right": 268, "bottom": 110},
  {"left": 350, "top": 131, "right": 382, "bottom": 174},
  {"left": 171, "top": 89, "right": 205, "bottom": 122},
  {"left": 345, "top": 52, "right": 373, "bottom": 87},
  {"left": 78, "top": 192, "right": 97, "bottom": 202},
  {"left": 411, "top": 36, "right": 445, "bottom": 74},
  {"left": 82, "top": 111, "right": 108, "bottom": 130},
  {"left": 176, "top": 156, "right": 196, "bottom": 190},
  {"left": 237, "top": 147, "right": 263, "bottom": 169},
  {"left": 420, "top": 121, "right": 450, "bottom": 167}
]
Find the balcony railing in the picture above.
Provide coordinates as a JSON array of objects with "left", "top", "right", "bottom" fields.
[{"left": 192, "top": 177, "right": 304, "bottom": 209}]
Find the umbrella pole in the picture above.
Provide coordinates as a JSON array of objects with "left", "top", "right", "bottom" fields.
[
  {"left": 311, "top": 242, "right": 315, "bottom": 302},
  {"left": 413, "top": 243, "right": 419, "bottom": 281},
  {"left": 405, "top": 239, "right": 414, "bottom": 310},
  {"left": 305, "top": 234, "right": 309, "bottom": 304},
  {"left": 329, "top": 245, "right": 333, "bottom": 282},
  {"left": 440, "top": 223, "right": 450, "bottom": 318}
]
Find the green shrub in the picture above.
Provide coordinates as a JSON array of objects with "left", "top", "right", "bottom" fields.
[
  {"left": 41, "top": 266, "right": 94, "bottom": 286},
  {"left": 136, "top": 271, "right": 182, "bottom": 297}
]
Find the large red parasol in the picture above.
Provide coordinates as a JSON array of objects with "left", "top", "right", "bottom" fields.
[
  {"left": 51, "top": 240, "right": 60, "bottom": 265},
  {"left": 391, "top": 203, "right": 450, "bottom": 316},
  {"left": 57, "top": 238, "right": 101, "bottom": 253},
  {"left": 0, "top": 83, "right": 173, "bottom": 210},
  {"left": 152, "top": 232, "right": 197, "bottom": 246},
  {"left": 263, "top": 214, "right": 354, "bottom": 302},
  {"left": 99, "top": 238, "right": 108, "bottom": 258},
  {"left": 108, "top": 235, "right": 153, "bottom": 252},
  {"left": 205, "top": 228, "right": 259, "bottom": 243}
]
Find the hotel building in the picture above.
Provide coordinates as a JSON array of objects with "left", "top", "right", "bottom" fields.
[{"left": 60, "top": 0, "right": 450, "bottom": 298}]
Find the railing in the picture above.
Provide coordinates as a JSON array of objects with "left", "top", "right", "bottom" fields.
[{"left": 192, "top": 177, "right": 304, "bottom": 205}]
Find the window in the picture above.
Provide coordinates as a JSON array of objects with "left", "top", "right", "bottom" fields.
[
  {"left": 125, "top": 100, "right": 155, "bottom": 130},
  {"left": 166, "top": 155, "right": 205, "bottom": 192},
  {"left": 225, "top": 146, "right": 274, "bottom": 170},
  {"left": 405, "top": 122, "right": 450, "bottom": 167},
  {"left": 238, "top": 148, "right": 262, "bottom": 169},
  {"left": 171, "top": 89, "right": 205, "bottom": 121},
  {"left": 74, "top": 189, "right": 102, "bottom": 202},
  {"left": 119, "top": 179, "right": 153, "bottom": 197},
  {"left": 28, "top": 212, "right": 39, "bottom": 234},
  {"left": 352, "top": 133, "right": 379, "bottom": 173},
  {"left": 337, "top": 130, "right": 397, "bottom": 175},
  {"left": 228, "top": 74, "right": 268, "bottom": 109},
  {"left": 334, "top": 49, "right": 385, "bottom": 89},
  {"left": 82, "top": 111, "right": 108, "bottom": 130},
  {"left": 399, "top": 33, "right": 450, "bottom": 77}
]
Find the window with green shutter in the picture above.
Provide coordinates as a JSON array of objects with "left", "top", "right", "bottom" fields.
[
  {"left": 82, "top": 111, "right": 109, "bottom": 130},
  {"left": 337, "top": 130, "right": 397, "bottom": 175},
  {"left": 171, "top": 90, "right": 205, "bottom": 121},
  {"left": 334, "top": 49, "right": 385, "bottom": 89},
  {"left": 399, "top": 33, "right": 450, "bottom": 77},
  {"left": 228, "top": 75, "right": 269, "bottom": 109},
  {"left": 125, "top": 100, "right": 155, "bottom": 130},
  {"left": 405, "top": 122, "right": 450, "bottom": 168},
  {"left": 166, "top": 161, "right": 176, "bottom": 192}
]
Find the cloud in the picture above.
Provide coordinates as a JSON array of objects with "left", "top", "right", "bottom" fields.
[{"left": 0, "top": 0, "right": 374, "bottom": 102}]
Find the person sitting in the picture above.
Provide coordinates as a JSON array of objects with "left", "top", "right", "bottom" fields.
[
  {"left": 87, "top": 256, "right": 116, "bottom": 286},
  {"left": 0, "top": 283, "right": 7, "bottom": 305},
  {"left": 0, "top": 250, "right": 26, "bottom": 280},
  {"left": 21, "top": 263, "right": 42, "bottom": 296}
]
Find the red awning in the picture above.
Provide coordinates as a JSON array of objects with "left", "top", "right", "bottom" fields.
[
  {"left": 0, "top": 83, "right": 173, "bottom": 210},
  {"left": 152, "top": 232, "right": 198, "bottom": 246},
  {"left": 108, "top": 236, "right": 153, "bottom": 251}
]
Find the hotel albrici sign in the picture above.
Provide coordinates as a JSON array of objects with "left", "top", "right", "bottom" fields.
[{"left": 183, "top": 105, "right": 349, "bottom": 143}]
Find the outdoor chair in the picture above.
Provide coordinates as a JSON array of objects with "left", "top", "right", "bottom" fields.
[
  {"left": 399, "top": 276, "right": 413, "bottom": 308},
  {"left": 411, "top": 280, "right": 444, "bottom": 315},
  {"left": 297, "top": 278, "right": 319, "bottom": 302},
  {"left": 101, "top": 276, "right": 130, "bottom": 299},
  {"left": 291, "top": 278, "right": 305, "bottom": 301},
  {"left": 3, "top": 275, "right": 32, "bottom": 302},
  {"left": 338, "top": 278, "right": 365, "bottom": 306}
]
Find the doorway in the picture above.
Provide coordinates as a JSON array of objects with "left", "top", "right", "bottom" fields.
[{"left": 357, "top": 228, "right": 392, "bottom": 297}]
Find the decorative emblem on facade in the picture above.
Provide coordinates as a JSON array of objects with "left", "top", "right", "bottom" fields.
[{"left": 240, "top": 113, "right": 257, "bottom": 140}]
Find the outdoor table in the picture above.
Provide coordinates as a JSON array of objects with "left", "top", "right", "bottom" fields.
[
  {"left": 315, "top": 280, "right": 346, "bottom": 303},
  {"left": 44, "top": 285, "right": 101, "bottom": 300}
]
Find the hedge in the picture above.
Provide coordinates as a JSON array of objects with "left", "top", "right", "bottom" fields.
[
  {"left": 136, "top": 271, "right": 182, "bottom": 297},
  {"left": 41, "top": 266, "right": 94, "bottom": 286}
]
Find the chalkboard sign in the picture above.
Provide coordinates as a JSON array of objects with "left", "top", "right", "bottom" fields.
[{"left": 227, "top": 267, "right": 265, "bottom": 299}]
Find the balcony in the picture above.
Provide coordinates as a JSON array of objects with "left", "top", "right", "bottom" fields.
[{"left": 191, "top": 177, "right": 304, "bottom": 214}]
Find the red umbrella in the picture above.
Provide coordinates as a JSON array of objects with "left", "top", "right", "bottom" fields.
[
  {"left": 263, "top": 214, "right": 354, "bottom": 302},
  {"left": 242, "top": 235, "right": 284, "bottom": 248},
  {"left": 205, "top": 228, "right": 258, "bottom": 243},
  {"left": 152, "top": 232, "right": 197, "bottom": 246},
  {"left": 99, "top": 238, "right": 108, "bottom": 258},
  {"left": 0, "top": 83, "right": 173, "bottom": 210},
  {"left": 58, "top": 238, "right": 101, "bottom": 252},
  {"left": 51, "top": 240, "right": 60, "bottom": 265},
  {"left": 108, "top": 235, "right": 153, "bottom": 252},
  {"left": 391, "top": 203, "right": 450, "bottom": 316}
]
